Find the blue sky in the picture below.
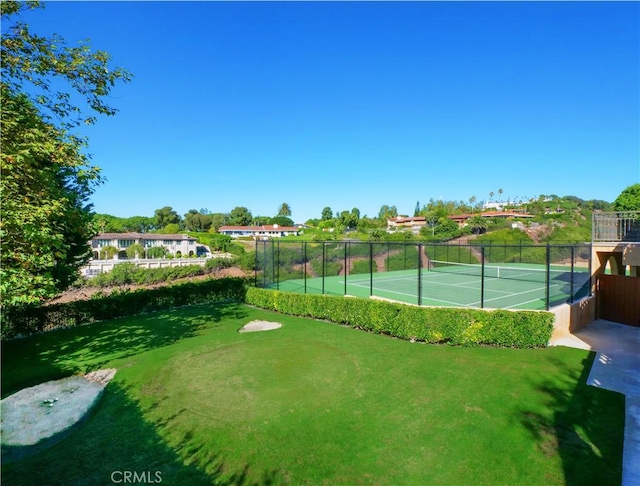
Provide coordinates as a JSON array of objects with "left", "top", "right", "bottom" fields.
[{"left": 25, "top": 1, "right": 640, "bottom": 223}]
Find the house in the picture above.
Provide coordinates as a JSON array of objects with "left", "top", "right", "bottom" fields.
[
  {"left": 448, "top": 211, "right": 534, "bottom": 228},
  {"left": 90, "top": 233, "right": 198, "bottom": 259},
  {"left": 218, "top": 224, "right": 299, "bottom": 239},
  {"left": 387, "top": 216, "right": 426, "bottom": 230}
]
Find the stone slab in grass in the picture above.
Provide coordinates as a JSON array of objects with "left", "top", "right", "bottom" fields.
[
  {"left": 1, "top": 369, "right": 116, "bottom": 462},
  {"left": 238, "top": 320, "right": 282, "bottom": 333}
]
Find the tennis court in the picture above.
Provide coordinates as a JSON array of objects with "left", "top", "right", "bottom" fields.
[{"left": 270, "top": 261, "right": 591, "bottom": 310}]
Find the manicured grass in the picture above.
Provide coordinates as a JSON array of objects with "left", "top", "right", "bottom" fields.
[{"left": 1, "top": 303, "right": 624, "bottom": 485}]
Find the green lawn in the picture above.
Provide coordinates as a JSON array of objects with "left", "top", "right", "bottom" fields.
[{"left": 1, "top": 303, "right": 624, "bottom": 485}]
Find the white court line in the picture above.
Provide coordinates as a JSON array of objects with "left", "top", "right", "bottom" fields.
[
  {"left": 467, "top": 282, "right": 564, "bottom": 308},
  {"left": 346, "top": 281, "right": 477, "bottom": 308},
  {"left": 346, "top": 274, "right": 517, "bottom": 296}
]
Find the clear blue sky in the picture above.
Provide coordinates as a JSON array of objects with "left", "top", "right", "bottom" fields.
[{"left": 27, "top": 1, "right": 640, "bottom": 223}]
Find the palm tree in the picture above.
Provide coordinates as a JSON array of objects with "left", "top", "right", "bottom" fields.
[
  {"left": 489, "top": 191, "right": 494, "bottom": 201},
  {"left": 277, "top": 202, "right": 291, "bottom": 217},
  {"left": 100, "top": 246, "right": 118, "bottom": 260},
  {"left": 498, "top": 188, "right": 503, "bottom": 202},
  {"left": 468, "top": 215, "right": 487, "bottom": 235}
]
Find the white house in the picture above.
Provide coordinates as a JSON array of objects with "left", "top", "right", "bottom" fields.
[
  {"left": 90, "top": 233, "right": 199, "bottom": 259},
  {"left": 218, "top": 224, "right": 299, "bottom": 239}
]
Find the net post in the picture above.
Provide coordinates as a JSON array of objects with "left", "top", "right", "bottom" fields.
[
  {"left": 480, "top": 247, "right": 485, "bottom": 308},
  {"left": 303, "top": 242, "right": 307, "bottom": 294},
  {"left": 570, "top": 245, "right": 575, "bottom": 303},
  {"left": 545, "top": 244, "right": 551, "bottom": 310},
  {"left": 418, "top": 243, "right": 422, "bottom": 306}
]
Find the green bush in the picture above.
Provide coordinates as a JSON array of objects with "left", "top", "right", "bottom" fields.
[
  {"left": 1, "top": 278, "right": 248, "bottom": 339},
  {"left": 89, "top": 263, "right": 206, "bottom": 287},
  {"left": 245, "top": 288, "right": 554, "bottom": 348}
]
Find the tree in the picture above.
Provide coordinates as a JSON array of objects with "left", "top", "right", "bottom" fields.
[
  {"left": 613, "top": 184, "right": 640, "bottom": 211},
  {"left": 153, "top": 223, "right": 180, "bottom": 234},
  {"left": 321, "top": 207, "right": 333, "bottom": 221},
  {"left": 423, "top": 212, "right": 439, "bottom": 237},
  {"left": 228, "top": 206, "right": 252, "bottom": 226},
  {"left": 154, "top": 206, "right": 181, "bottom": 229},
  {"left": 209, "top": 213, "right": 228, "bottom": 232},
  {"left": 1, "top": 2, "right": 131, "bottom": 306},
  {"left": 121, "top": 216, "right": 155, "bottom": 233},
  {"left": 147, "top": 246, "right": 167, "bottom": 259},
  {"left": 498, "top": 188, "right": 504, "bottom": 202},
  {"left": 277, "top": 202, "right": 292, "bottom": 217},
  {"left": 184, "top": 209, "right": 212, "bottom": 232},
  {"left": 269, "top": 216, "right": 294, "bottom": 227},
  {"left": 99, "top": 246, "right": 118, "bottom": 260},
  {"left": 468, "top": 215, "right": 487, "bottom": 235},
  {"left": 469, "top": 196, "right": 477, "bottom": 213},
  {"left": 126, "top": 243, "right": 144, "bottom": 259},
  {"left": 489, "top": 191, "right": 494, "bottom": 201},
  {"left": 377, "top": 205, "right": 398, "bottom": 221},
  {"left": 414, "top": 201, "right": 421, "bottom": 217}
]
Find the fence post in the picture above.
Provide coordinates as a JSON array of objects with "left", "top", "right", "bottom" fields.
[
  {"left": 303, "top": 242, "right": 307, "bottom": 294},
  {"left": 271, "top": 240, "right": 275, "bottom": 288},
  {"left": 545, "top": 244, "right": 551, "bottom": 310},
  {"left": 418, "top": 243, "right": 422, "bottom": 306},
  {"left": 276, "top": 240, "right": 280, "bottom": 291},
  {"left": 322, "top": 242, "right": 326, "bottom": 295},
  {"left": 254, "top": 238, "right": 258, "bottom": 287},
  {"left": 480, "top": 247, "right": 485, "bottom": 309},
  {"left": 262, "top": 241, "right": 267, "bottom": 288},
  {"left": 344, "top": 242, "right": 348, "bottom": 296},
  {"left": 369, "top": 242, "right": 374, "bottom": 297},
  {"left": 570, "top": 245, "right": 575, "bottom": 303},
  {"left": 589, "top": 242, "right": 593, "bottom": 297}
]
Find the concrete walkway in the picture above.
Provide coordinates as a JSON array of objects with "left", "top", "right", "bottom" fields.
[{"left": 551, "top": 320, "right": 640, "bottom": 486}]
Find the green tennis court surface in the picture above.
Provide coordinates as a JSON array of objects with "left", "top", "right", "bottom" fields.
[{"left": 269, "top": 262, "right": 591, "bottom": 310}]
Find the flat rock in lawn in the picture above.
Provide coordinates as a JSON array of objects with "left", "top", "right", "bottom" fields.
[
  {"left": 239, "top": 320, "right": 282, "bottom": 333},
  {"left": 1, "top": 369, "right": 116, "bottom": 453}
]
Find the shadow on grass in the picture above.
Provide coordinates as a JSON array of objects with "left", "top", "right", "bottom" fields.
[
  {"left": 1, "top": 381, "right": 277, "bottom": 486},
  {"left": 1, "top": 302, "right": 248, "bottom": 398},
  {"left": 520, "top": 352, "right": 625, "bottom": 486}
]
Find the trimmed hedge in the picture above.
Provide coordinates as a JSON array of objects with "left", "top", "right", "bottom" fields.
[
  {"left": 1, "top": 278, "right": 248, "bottom": 339},
  {"left": 245, "top": 287, "right": 554, "bottom": 348}
]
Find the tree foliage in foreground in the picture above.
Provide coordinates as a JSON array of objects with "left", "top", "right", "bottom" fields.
[
  {"left": 613, "top": 184, "right": 640, "bottom": 211},
  {"left": 0, "top": 1, "right": 131, "bottom": 306}
]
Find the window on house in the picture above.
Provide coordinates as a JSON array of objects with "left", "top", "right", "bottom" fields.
[{"left": 118, "top": 239, "right": 134, "bottom": 248}]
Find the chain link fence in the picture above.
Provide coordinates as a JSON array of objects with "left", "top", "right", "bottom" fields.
[{"left": 255, "top": 240, "right": 592, "bottom": 311}]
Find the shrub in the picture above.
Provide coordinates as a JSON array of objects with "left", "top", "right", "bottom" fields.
[
  {"left": 245, "top": 288, "right": 554, "bottom": 348},
  {"left": 1, "top": 278, "right": 249, "bottom": 339}
]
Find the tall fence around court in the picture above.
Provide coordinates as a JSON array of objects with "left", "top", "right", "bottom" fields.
[{"left": 254, "top": 240, "right": 592, "bottom": 311}]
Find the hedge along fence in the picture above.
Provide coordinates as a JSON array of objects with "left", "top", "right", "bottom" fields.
[
  {"left": 1, "top": 277, "right": 248, "bottom": 340},
  {"left": 245, "top": 287, "right": 555, "bottom": 348}
]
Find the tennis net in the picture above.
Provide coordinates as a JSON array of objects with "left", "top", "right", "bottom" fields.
[{"left": 428, "top": 260, "right": 570, "bottom": 283}]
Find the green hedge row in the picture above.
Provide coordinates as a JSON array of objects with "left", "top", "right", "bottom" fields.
[
  {"left": 245, "top": 287, "right": 554, "bottom": 348},
  {"left": 1, "top": 278, "right": 248, "bottom": 339}
]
